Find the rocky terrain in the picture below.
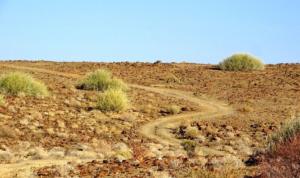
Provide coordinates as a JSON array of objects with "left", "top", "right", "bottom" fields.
[{"left": 0, "top": 61, "right": 299, "bottom": 177}]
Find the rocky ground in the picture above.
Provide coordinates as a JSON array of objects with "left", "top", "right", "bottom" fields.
[{"left": 0, "top": 61, "right": 299, "bottom": 177}]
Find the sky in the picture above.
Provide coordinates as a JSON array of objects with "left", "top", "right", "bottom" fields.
[{"left": 0, "top": 0, "right": 299, "bottom": 64}]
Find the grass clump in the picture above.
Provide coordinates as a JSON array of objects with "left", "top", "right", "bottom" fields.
[
  {"left": 219, "top": 53, "right": 264, "bottom": 71},
  {"left": 96, "top": 89, "right": 129, "bottom": 112},
  {"left": 0, "top": 94, "right": 5, "bottom": 106},
  {"left": 0, "top": 72, "right": 49, "bottom": 97},
  {"left": 165, "top": 73, "right": 180, "bottom": 83},
  {"left": 166, "top": 105, "right": 181, "bottom": 114},
  {"left": 268, "top": 117, "right": 300, "bottom": 151},
  {"left": 185, "top": 126, "right": 199, "bottom": 139},
  {"left": 181, "top": 140, "right": 196, "bottom": 156},
  {"left": 77, "top": 69, "right": 127, "bottom": 91}
]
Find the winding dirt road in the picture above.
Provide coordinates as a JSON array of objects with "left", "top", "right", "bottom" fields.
[
  {"left": 131, "top": 84, "right": 233, "bottom": 146},
  {"left": 0, "top": 63, "right": 233, "bottom": 177}
]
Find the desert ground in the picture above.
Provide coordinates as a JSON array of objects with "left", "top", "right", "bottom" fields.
[{"left": 0, "top": 61, "right": 299, "bottom": 177}]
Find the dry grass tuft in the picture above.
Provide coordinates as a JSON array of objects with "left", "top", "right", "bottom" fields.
[
  {"left": 256, "top": 115, "right": 300, "bottom": 177},
  {"left": 165, "top": 73, "right": 180, "bottom": 83},
  {"left": 268, "top": 116, "right": 300, "bottom": 151},
  {"left": 76, "top": 69, "right": 127, "bottom": 91},
  {"left": 181, "top": 140, "right": 196, "bottom": 156},
  {"left": 219, "top": 53, "right": 264, "bottom": 71},
  {"left": 166, "top": 105, "right": 181, "bottom": 115},
  {"left": 96, "top": 89, "right": 129, "bottom": 112},
  {"left": 0, "top": 72, "right": 49, "bottom": 97}
]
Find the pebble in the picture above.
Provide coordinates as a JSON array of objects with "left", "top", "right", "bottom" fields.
[
  {"left": 196, "top": 135, "right": 206, "bottom": 142},
  {"left": 31, "top": 111, "right": 43, "bottom": 120},
  {"left": 46, "top": 128, "right": 55, "bottom": 135},
  {"left": 7, "top": 105, "right": 17, "bottom": 113},
  {"left": 20, "top": 118, "right": 29, "bottom": 126},
  {"left": 225, "top": 125, "right": 233, "bottom": 131},
  {"left": 226, "top": 132, "right": 235, "bottom": 138},
  {"left": 57, "top": 120, "right": 66, "bottom": 128}
]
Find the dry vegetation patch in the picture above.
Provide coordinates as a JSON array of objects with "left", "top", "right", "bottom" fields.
[
  {"left": 257, "top": 116, "right": 300, "bottom": 178},
  {"left": 219, "top": 53, "right": 264, "bottom": 71},
  {"left": 76, "top": 69, "right": 127, "bottom": 91},
  {"left": 268, "top": 116, "right": 300, "bottom": 151},
  {"left": 0, "top": 72, "right": 49, "bottom": 97},
  {"left": 166, "top": 105, "right": 181, "bottom": 114},
  {"left": 96, "top": 89, "right": 129, "bottom": 112}
]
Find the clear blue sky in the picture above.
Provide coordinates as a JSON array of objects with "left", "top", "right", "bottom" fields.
[{"left": 0, "top": 0, "right": 299, "bottom": 64}]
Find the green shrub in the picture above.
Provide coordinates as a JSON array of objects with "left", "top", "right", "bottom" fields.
[
  {"left": 96, "top": 89, "right": 129, "bottom": 112},
  {"left": 166, "top": 105, "right": 181, "bottom": 114},
  {"left": 219, "top": 53, "right": 264, "bottom": 71},
  {"left": 268, "top": 117, "right": 300, "bottom": 151},
  {"left": 76, "top": 69, "right": 127, "bottom": 91},
  {"left": 0, "top": 72, "right": 49, "bottom": 97}
]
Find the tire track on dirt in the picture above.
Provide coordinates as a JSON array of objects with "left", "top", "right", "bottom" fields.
[
  {"left": 0, "top": 63, "right": 233, "bottom": 177},
  {"left": 131, "top": 84, "right": 233, "bottom": 146}
]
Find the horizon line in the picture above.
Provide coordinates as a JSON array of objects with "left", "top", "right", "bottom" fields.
[{"left": 0, "top": 58, "right": 299, "bottom": 65}]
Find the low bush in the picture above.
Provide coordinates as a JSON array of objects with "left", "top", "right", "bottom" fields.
[
  {"left": 268, "top": 117, "right": 300, "bottom": 151},
  {"left": 219, "top": 53, "right": 264, "bottom": 71},
  {"left": 258, "top": 116, "right": 300, "bottom": 178},
  {"left": 181, "top": 140, "right": 196, "bottom": 156},
  {"left": 185, "top": 126, "right": 199, "bottom": 138},
  {"left": 0, "top": 72, "right": 49, "bottom": 97},
  {"left": 153, "top": 60, "right": 162, "bottom": 64},
  {"left": 76, "top": 69, "right": 127, "bottom": 91},
  {"left": 96, "top": 89, "right": 129, "bottom": 112}
]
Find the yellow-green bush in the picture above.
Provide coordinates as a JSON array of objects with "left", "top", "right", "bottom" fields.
[
  {"left": 219, "top": 53, "right": 264, "bottom": 71},
  {"left": 96, "top": 89, "right": 129, "bottom": 112},
  {"left": 76, "top": 69, "right": 127, "bottom": 91},
  {"left": 0, "top": 72, "right": 49, "bottom": 97}
]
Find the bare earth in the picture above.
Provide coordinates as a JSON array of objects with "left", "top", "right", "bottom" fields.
[{"left": 0, "top": 61, "right": 299, "bottom": 177}]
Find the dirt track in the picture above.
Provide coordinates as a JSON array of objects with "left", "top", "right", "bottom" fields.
[
  {"left": 0, "top": 64, "right": 233, "bottom": 177},
  {"left": 132, "top": 84, "right": 233, "bottom": 146},
  {"left": 0, "top": 159, "right": 92, "bottom": 178}
]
